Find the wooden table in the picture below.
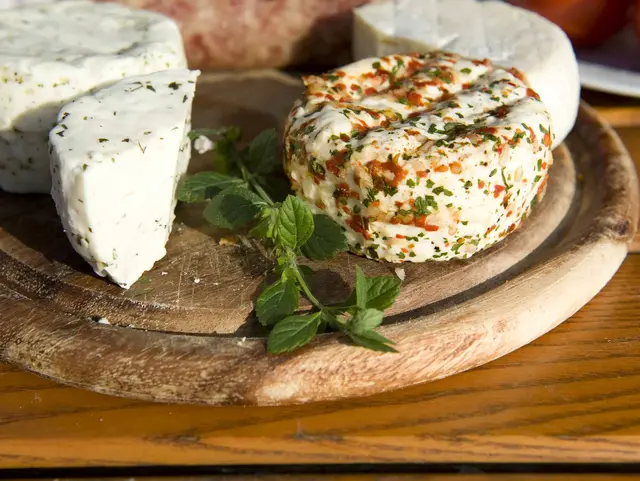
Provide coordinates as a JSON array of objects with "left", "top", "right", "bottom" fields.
[{"left": 0, "top": 91, "right": 639, "bottom": 478}]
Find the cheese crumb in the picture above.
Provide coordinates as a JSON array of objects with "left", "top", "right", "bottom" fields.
[
  {"left": 394, "top": 268, "right": 406, "bottom": 281},
  {"left": 194, "top": 135, "right": 214, "bottom": 154},
  {"left": 96, "top": 317, "right": 111, "bottom": 325},
  {"left": 193, "top": 277, "right": 201, "bottom": 284}
]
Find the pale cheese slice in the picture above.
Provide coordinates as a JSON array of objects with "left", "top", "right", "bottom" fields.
[{"left": 50, "top": 69, "right": 200, "bottom": 288}]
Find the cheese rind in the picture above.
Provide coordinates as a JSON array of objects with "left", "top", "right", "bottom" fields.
[
  {"left": 50, "top": 69, "right": 200, "bottom": 288},
  {"left": 353, "top": 0, "right": 580, "bottom": 148},
  {"left": 0, "top": 0, "right": 187, "bottom": 193},
  {"left": 284, "top": 52, "right": 553, "bottom": 263}
]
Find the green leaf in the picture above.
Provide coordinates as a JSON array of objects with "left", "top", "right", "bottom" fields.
[
  {"left": 267, "top": 312, "right": 321, "bottom": 354},
  {"left": 275, "top": 195, "right": 314, "bottom": 250},
  {"left": 347, "top": 330, "right": 398, "bottom": 353},
  {"left": 345, "top": 275, "right": 402, "bottom": 311},
  {"left": 177, "top": 172, "right": 244, "bottom": 203},
  {"left": 248, "top": 128, "right": 278, "bottom": 173},
  {"left": 249, "top": 207, "right": 279, "bottom": 240},
  {"left": 349, "top": 308, "right": 383, "bottom": 334},
  {"left": 256, "top": 278, "right": 299, "bottom": 327},
  {"left": 203, "top": 186, "right": 265, "bottom": 229},
  {"left": 300, "top": 214, "right": 348, "bottom": 260},
  {"left": 364, "top": 276, "right": 402, "bottom": 311},
  {"left": 355, "top": 265, "right": 368, "bottom": 310}
]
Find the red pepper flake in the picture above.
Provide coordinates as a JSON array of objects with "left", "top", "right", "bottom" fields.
[
  {"left": 478, "top": 127, "right": 497, "bottom": 134},
  {"left": 336, "top": 71, "right": 346, "bottom": 78},
  {"left": 313, "top": 92, "right": 324, "bottom": 98},
  {"left": 368, "top": 110, "right": 381, "bottom": 119},
  {"left": 449, "top": 162, "right": 462, "bottom": 174},
  {"left": 472, "top": 58, "right": 492, "bottom": 66},
  {"left": 326, "top": 95, "right": 336, "bottom": 102},
  {"left": 494, "top": 184, "right": 506, "bottom": 198},
  {"left": 313, "top": 172, "right": 325, "bottom": 184},
  {"left": 527, "top": 126, "right": 537, "bottom": 144},
  {"left": 508, "top": 67, "right": 527, "bottom": 83},
  {"left": 507, "top": 223, "right": 517, "bottom": 233},
  {"left": 407, "top": 91, "right": 423, "bottom": 106},
  {"left": 408, "top": 243, "right": 415, "bottom": 249},
  {"left": 506, "top": 210, "right": 513, "bottom": 217},
  {"left": 335, "top": 83, "right": 347, "bottom": 91},
  {"left": 486, "top": 224, "right": 496, "bottom": 235},
  {"left": 395, "top": 234, "right": 405, "bottom": 239},
  {"left": 435, "top": 165, "right": 449, "bottom": 173},
  {"left": 340, "top": 133, "right": 350, "bottom": 142},
  {"left": 417, "top": 171, "right": 428, "bottom": 178},
  {"left": 406, "top": 129, "right": 421, "bottom": 136},
  {"left": 350, "top": 84, "right": 359, "bottom": 91},
  {"left": 462, "top": 82, "right": 472, "bottom": 90},
  {"left": 368, "top": 159, "right": 408, "bottom": 187},
  {"left": 495, "top": 106, "right": 509, "bottom": 118},
  {"left": 543, "top": 132, "right": 552, "bottom": 147},
  {"left": 326, "top": 150, "right": 348, "bottom": 175},
  {"left": 336, "top": 182, "right": 360, "bottom": 199},
  {"left": 478, "top": 180, "right": 485, "bottom": 189},
  {"left": 401, "top": 248, "right": 409, "bottom": 253},
  {"left": 541, "top": 161, "right": 548, "bottom": 169},
  {"left": 364, "top": 87, "right": 377, "bottom": 95},
  {"left": 347, "top": 215, "right": 371, "bottom": 239},
  {"left": 526, "top": 88, "right": 540, "bottom": 100}
]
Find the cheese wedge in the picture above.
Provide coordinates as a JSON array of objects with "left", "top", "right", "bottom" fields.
[
  {"left": 50, "top": 69, "right": 200, "bottom": 288},
  {"left": 0, "top": 0, "right": 187, "bottom": 193},
  {"left": 285, "top": 53, "right": 553, "bottom": 262},
  {"left": 353, "top": 0, "right": 580, "bottom": 148}
]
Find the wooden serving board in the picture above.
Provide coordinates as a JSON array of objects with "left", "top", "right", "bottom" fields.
[{"left": 0, "top": 71, "right": 637, "bottom": 406}]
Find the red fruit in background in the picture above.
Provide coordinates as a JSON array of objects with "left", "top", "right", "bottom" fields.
[
  {"left": 635, "top": 0, "right": 640, "bottom": 41},
  {"left": 509, "top": 0, "right": 634, "bottom": 48}
]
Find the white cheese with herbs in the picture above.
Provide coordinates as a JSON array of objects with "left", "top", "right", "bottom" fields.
[
  {"left": 353, "top": 0, "right": 580, "bottom": 148},
  {"left": 50, "top": 69, "right": 200, "bottom": 288},
  {"left": 284, "top": 52, "right": 553, "bottom": 263},
  {"left": 0, "top": 0, "right": 187, "bottom": 193}
]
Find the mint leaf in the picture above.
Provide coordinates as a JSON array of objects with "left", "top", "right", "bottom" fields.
[
  {"left": 203, "top": 186, "right": 265, "bottom": 229},
  {"left": 345, "top": 275, "right": 401, "bottom": 311},
  {"left": 364, "top": 276, "right": 402, "bottom": 311},
  {"left": 256, "top": 278, "right": 299, "bottom": 327},
  {"left": 349, "top": 308, "right": 383, "bottom": 334},
  {"left": 248, "top": 128, "right": 278, "bottom": 173},
  {"left": 347, "top": 330, "right": 398, "bottom": 353},
  {"left": 267, "top": 312, "right": 321, "bottom": 354},
  {"left": 355, "top": 265, "right": 368, "bottom": 310},
  {"left": 249, "top": 207, "right": 279, "bottom": 240},
  {"left": 177, "top": 172, "right": 244, "bottom": 203},
  {"left": 300, "top": 214, "right": 348, "bottom": 260},
  {"left": 275, "top": 195, "right": 314, "bottom": 250}
]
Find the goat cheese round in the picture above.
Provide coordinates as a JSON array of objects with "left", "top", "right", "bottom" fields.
[
  {"left": 353, "top": 0, "right": 580, "bottom": 149},
  {"left": 0, "top": 0, "right": 187, "bottom": 194},
  {"left": 50, "top": 69, "right": 200, "bottom": 289},
  {"left": 284, "top": 52, "right": 553, "bottom": 263}
]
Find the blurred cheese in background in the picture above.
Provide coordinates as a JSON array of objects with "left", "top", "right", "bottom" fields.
[{"left": 353, "top": 0, "right": 580, "bottom": 147}]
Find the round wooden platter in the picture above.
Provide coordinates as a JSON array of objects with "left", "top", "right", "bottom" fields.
[{"left": 0, "top": 71, "right": 638, "bottom": 406}]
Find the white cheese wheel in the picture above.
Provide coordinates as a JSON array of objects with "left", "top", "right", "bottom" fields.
[
  {"left": 50, "top": 69, "right": 199, "bottom": 288},
  {"left": 0, "top": 0, "right": 187, "bottom": 193},
  {"left": 284, "top": 52, "right": 553, "bottom": 263},
  {"left": 353, "top": 0, "right": 580, "bottom": 148}
]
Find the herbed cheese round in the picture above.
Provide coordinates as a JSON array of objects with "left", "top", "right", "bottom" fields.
[
  {"left": 284, "top": 52, "right": 554, "bottom": 263},
  {"left": 0, "top": 0, "right": 187, "bottom": 194}
]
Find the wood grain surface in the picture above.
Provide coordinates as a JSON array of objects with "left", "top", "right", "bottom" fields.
[
  {"left": 0, "top": 72, "right": 637, "bottom": 407},
  {"left": 0, "top": 254, "right": 639, "bottom": 467}
]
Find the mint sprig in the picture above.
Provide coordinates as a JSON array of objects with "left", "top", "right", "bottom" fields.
[{"left": 179, "top": 127, "right": 401, "bottom": 354}]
